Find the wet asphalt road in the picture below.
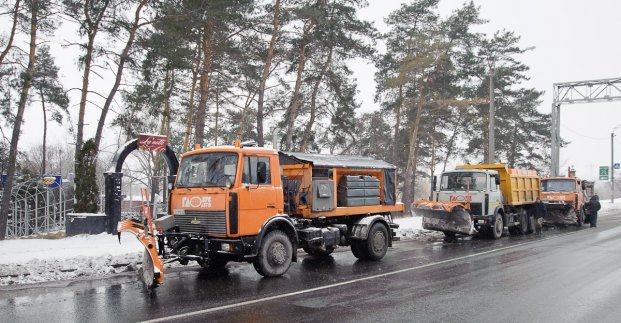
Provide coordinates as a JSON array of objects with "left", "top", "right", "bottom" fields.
[{"left": 2, "top": 212, "right": 621, "bottom": 323}]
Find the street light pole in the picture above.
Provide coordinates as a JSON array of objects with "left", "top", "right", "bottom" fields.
[
  {"left": 488, "top": 67, "right": 495, "bottom": 164},
  {"left": 610, "top": 129, "right": 615, "bottom": 204},
  {"left": 486, "top": 46, "right": 535, "bottom": 165}
]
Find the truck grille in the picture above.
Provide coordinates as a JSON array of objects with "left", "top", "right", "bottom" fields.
[
  {"left": 470, "top": 203, "right": 483, "bottom": 216},
  {"left": 175, "top": 210, "right": 227, "bottom": 235}
]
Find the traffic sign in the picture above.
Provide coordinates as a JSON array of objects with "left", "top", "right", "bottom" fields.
[
  {"left": 600, "top": 166, "right": 609, "bottom": 180},
  {"left": 615, "top": 163, "right": 620, "bottom": 170}
]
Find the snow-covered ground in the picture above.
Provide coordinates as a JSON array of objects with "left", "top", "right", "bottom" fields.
[
  {"left": 0, "top": 233, "right": 145, "bottom": 286},
  {"left": 393, "top": 215, "right": 444, "bottom": 241},
  {"left": 1, "top": 201, "right": 619, "bottom": 287}
]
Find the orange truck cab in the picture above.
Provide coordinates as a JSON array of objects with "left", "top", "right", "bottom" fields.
[
  {"left": 540, "top": 176, "right": 586, "bottom": 226},
  {"left": 131, "top": 141, "right": 403, "bottom": 286}
]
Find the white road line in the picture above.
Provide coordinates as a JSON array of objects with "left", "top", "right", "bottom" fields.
[{"left": 141, "top": 231, "right": 579, "bottom": 323}]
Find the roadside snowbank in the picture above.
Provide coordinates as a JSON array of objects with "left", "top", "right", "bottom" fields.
[
  {"left": 0, "top": 233, "right": 144, "bottom": 286},
  {"left": 599, "top": 199, "right": 621, "bottom": 215},
  {"left": 393, "top": 215, "right": 444, "bottom": 241}
]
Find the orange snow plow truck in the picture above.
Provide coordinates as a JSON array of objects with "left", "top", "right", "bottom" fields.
[
  {"left": 117, "top": 141, "right": 403, "bottom": 287},
  {"left": 540, "top": 171, "right": 588, "bottom": 226}
]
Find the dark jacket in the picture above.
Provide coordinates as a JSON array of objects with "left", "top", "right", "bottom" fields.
[
  {"left": 588, "top": 196, "right": 601, "bottom": 214},
  {"left": 533, "top": 200, "right": 547, "bottom": 218}
]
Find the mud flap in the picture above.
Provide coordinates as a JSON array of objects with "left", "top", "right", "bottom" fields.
[
  {"left": 117, "top": 220, "right": 164, "bottom": 287},
  {"left": 413, "top": 200, "right": 476, "bottom": 236}
]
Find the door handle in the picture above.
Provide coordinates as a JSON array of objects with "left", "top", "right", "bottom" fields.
[{"left": 267, "top": 203, "right": 276, "bottom": 208}]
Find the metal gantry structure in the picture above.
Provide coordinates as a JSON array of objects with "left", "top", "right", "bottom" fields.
[{"left": 551, "top": 77, "right": 621, "bottom": 176}]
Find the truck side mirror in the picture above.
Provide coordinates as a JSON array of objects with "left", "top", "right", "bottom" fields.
[
  {"left": 432, "top": 176, "right": 437, "bottom": 192},
  {"left": 495, "top": 175, "right": 500, "bottom": 185},
  {"left": 257, "top": 161, "right": 267, "bottom": 184}
]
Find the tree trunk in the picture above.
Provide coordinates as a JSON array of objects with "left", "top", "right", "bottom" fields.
[
  {"left": 392, "top": 85, "right": 403, "bottom": 164},
  {"left": 0, "top": 0, "right": 38, "bottom": 240},
  {"left": 257, "top": 0, "right": 281, "bottom": 147},
  {"left": 183, "top": 41, "right": 202, "bottom": 151},
  {"left": 285, "top": 15, "right": 318, "bottom": 151},
  {"left": 41, "top": 88, "right": 47, "bottom": 175},
  {"left": 93, "top": 0, "right": 149, "bottom": 151},
  {"left": 442, "top": 112, "right": 463, "bottom": 173},
  {"left": 214, "top": 74, "right": 220, "bottom": 145},
  {"left": 193, "top": 20, "right": 215, "bottom": 147},
  {"left": 300, "top": 47, "right": 333, "bottom": 152},
  {"left": 0, "top": 0, "right": 21, "bottom": 67},
  {"left": 75, "top": 0, "right": 110, "bottom": 159},
  {"left": 402, "top": 82, "right": 425, "bottom": 212}
]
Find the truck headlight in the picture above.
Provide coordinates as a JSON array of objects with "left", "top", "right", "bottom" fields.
[{"left": 221, "top": 243, "right": 232, "bottom": 252}]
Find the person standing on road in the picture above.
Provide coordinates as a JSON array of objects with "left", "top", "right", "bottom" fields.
[
  {"left": 532, "top": 196, "right": 547, "bottom": 232},
  {"left": 587, "top": 194, "right": 601, "bottom": 228}
]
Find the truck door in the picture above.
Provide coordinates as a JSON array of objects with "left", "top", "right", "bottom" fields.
[{"left": 237, "top": 155, "right": 278, "bottom": 236}]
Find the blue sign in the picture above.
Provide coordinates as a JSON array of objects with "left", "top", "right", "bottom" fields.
[
  {"left": 1, "top": 175, "right": 5, "bottom": 187},
  {"left": 615, "top": 163, "right": 620, "bottom": 170}
]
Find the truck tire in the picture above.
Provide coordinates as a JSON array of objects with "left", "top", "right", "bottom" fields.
[
  {"left": 303, "top": 246, "right": 335, "bottom": 257},
  {"left": 519, "top": 210, "right": 529, "bottom": 234},
  {"left": 577, "top": 210, "right": 584, "bottom": 227},
  {"left": 363, "top": 222, "right": 389, "bottom": 260},
  {"left": 528, "top": 215, "right": 536, "bottom": 233},
  {"left": 351, "top": 241, "right": 366, "bottom": 259},
  {"left": 253, "top": 230, "right": 293, "bottom": 277},
  {"left": 492, "top": 214, "right": 503, "bottom": 239}
]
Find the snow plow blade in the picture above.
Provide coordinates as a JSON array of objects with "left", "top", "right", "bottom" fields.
[
  {"left": 117, "top": 220, "right": 164, "bottom": 288},
  {"left": 413, "top": 200, "right": 476, "bottom": 235},
  {"left": 542, "top": 203, "right": 578, "bottom": 226}
]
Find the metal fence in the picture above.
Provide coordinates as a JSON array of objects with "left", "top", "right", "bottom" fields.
[{"left": 5, "top": 178, "right": 73, "bottom": 238}]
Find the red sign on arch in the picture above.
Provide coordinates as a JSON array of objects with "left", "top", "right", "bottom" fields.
[{"left": 138, "top": 134, "right": 168, "bottom": 152}]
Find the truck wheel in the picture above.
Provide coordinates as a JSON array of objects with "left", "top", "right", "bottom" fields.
[
  {"left": 303, "top": 246, "right": 335, "bottom": 257},
  {"left": 492, "top": 214, "right": 503, "bottom": 239},
  {"left": 519, "top": 210, "right": 529, "bottom": 234},
  {"left": 577, "top": 210, "right": 584, "bottom": 227},
  {"left": 363, "top": 223, "right": 389, "bottom": 260},
  {"left": 528, "top": 215, "right": 536, "bottom": 233},
  {"left": 350, "top": 241, "right": 367, "bottom": 259},
  {"left": 253, "top": 230, "right": 293, "bottom": 277}
]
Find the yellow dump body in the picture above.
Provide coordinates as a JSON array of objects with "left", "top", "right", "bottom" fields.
[{"left": 458, "top": 164, "right": 540, "bottom": 206}]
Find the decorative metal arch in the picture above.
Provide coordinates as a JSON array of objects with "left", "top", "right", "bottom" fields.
[{"left": 104, "top": 138, "right": 179, "bottom": 234}]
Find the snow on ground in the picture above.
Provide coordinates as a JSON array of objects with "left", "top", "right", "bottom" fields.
[
  {"left": 0, "top": 233, "right": 145, "bottom": 286},
  {"left": 393, "top": 215, "right": 444, "bottom": 241},
  {"left": 599, "top": 199, "right": 621, "bottom": 215}
]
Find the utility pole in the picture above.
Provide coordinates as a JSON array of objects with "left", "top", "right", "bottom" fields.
[
  {"left": 613, "top": 132, "right": 615, "bottom": 204},
  {"left": 488, "top": 67, "right": 495, "bottom": 164}
]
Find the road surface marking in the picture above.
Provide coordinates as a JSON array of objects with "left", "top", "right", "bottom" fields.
[{"left": 141, "top": 231, "right": 580, "bottom": 323}]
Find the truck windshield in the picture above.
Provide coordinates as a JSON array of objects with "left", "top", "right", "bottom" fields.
[
  {"left": 541, "top": 179, "right": 576, "bottom": 192},
  {"left": 177, "top": 153, "right": 238, "bottom": 188},
  {"left": 440, "top": 172, "right": 487, "bottom": 191}
]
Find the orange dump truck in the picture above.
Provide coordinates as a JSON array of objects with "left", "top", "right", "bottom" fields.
[
  {"left": 540, "top": 175, "right": 587, "bottom": 226},
  {"left": 118, "top": 141, "right": 403, "bottom": 287},
  {"left": 414, "top": 164, "right": 540, "bottom": 239}
]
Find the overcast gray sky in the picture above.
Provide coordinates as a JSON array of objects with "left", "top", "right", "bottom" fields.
[
  {"left": 352, "top": 0, "right": 621, "bottom": 180},
  {"left": 13, "top": 0, "right": 621, "bottom": 181}
]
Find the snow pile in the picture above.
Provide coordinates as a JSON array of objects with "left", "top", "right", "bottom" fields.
[
  {"left": 0, "top": 233, "right": 145, "bottom": 286},
  {"left": 599, "top": 199, "right": 621, "bottom": 215},
  {"left": 393, "top": 215, "right": 444, "bottom": 241}
]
